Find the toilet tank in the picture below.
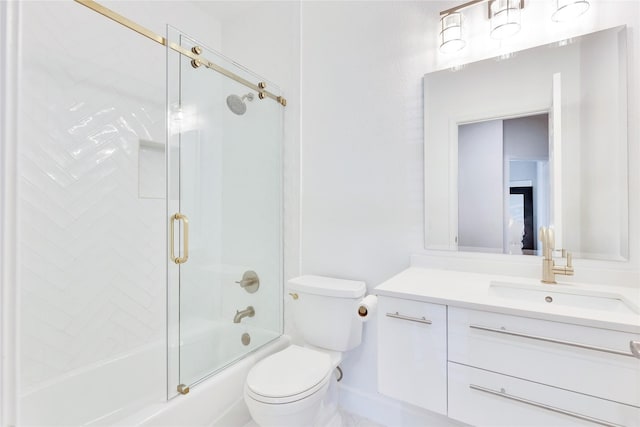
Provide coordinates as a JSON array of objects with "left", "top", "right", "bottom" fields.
[{"left": 288, "top": 275, "right": 366, "bottom": 352}]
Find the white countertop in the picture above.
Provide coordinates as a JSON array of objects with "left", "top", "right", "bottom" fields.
[{"left": 375, "top": 267, "right": 640, "bottom": 334}]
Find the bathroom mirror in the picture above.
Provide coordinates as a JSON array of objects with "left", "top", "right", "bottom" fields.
[{"left": 424, "top": 25, "right": 628, "bottom": 261}]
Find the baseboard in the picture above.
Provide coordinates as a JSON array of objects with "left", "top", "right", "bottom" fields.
[{"left": 338, "top": 384, "right": 466, "bottom": 427}]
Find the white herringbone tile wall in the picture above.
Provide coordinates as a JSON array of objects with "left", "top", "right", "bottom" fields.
[
  {"left": 18, "top": 1, "right": 167, "bottom": 390},
  {"left": 16, "top": 2, "right": 224, "bottom": 422},
  {"left": 15, "top": 1, "right": 300, "bottom": 424}
]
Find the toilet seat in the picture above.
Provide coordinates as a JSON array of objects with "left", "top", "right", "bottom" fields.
[{"left": 245, "top": 345, "right": 332, "bottom": 404}]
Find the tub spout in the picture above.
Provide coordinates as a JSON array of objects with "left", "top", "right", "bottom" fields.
[{"left": 233, "top": 306, "right": 255, "bottom": 323}]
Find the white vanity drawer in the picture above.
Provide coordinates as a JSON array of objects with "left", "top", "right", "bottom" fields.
[
  {"left": 377, "top": 296, "right": 447, "bottom": 415},
  {"left": 449, "top": 362, "right": 640, "bottom": 427},
  {"left": 448, "top": 307, "right": 640, "bottom": 407}
]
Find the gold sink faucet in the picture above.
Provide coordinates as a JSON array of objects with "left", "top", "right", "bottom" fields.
[{"left": 539, "top": 226, "right": 574, "bottom": 284}]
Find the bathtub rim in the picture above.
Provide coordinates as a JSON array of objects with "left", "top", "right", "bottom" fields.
[{"left": 115, "top": 334, "right": 291, "bottom": 427}]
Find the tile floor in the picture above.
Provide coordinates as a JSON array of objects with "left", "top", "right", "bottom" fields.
[
  {"left": 243, "top": 408, "right": 385, "bottom": 427},
  {"left": 340, "top": 409, "right": 386, "bottom": 427}
]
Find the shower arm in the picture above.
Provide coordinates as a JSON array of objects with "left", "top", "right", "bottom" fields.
[{"left": 73, "top": 0, "right": 287, "bottom": 107}]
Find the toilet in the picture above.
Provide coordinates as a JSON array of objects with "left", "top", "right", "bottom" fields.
[{"left": 244, "top": 275, "right": 367, "bottom": 427}]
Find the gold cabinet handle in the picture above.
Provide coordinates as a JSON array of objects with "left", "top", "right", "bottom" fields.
[{"left": 170, "top": 213, "right": 189, "bottom": 264}]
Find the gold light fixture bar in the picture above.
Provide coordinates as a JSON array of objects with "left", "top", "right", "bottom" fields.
[
  {"left": 440, "top": 0, "right": 488, "bottom": 16},
  {"left": 74, "top": 0, "right": 287, "bottom": 107},
  {"left": 440, "top": 0, "right": 525, "bottom": 19}
]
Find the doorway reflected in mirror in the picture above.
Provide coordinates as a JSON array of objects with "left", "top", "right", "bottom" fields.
[{"left": 458, "top": 113, "right": 549, "bottom": 255}]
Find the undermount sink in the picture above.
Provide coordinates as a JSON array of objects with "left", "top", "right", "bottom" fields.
[{"left": 489, "top": 281, "right": 639, "bottom": 315}]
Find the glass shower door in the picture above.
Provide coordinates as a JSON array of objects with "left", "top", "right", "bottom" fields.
[{"left": 166, "top": 27, "right": 283, "bottom": 396}]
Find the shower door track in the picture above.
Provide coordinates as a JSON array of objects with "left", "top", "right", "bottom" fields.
[{"left": 74, "top": 0, "right": 288, "bottom": 107}]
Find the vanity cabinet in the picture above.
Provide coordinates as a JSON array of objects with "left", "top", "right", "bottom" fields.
[
  {"left": 448, "top": 307, "right": 640, "bottom": 408},
  {"left": 448, "top": 307, "right": 640, "bottom": 426},
  {"left": 377, "top": 300, "right": 640, "bottom": 426},
  {"left": 376, "top": 296, "right": 447, "bottom": 415}
]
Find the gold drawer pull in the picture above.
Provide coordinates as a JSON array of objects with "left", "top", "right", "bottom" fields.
[
  {"left": 470, "top": 384, "right": 623, "bottom": 427},
  {"left": 470, "top": 325, "right": 636, "bottom": 358},
  {"left": 170, "top": 213, "right": 189, "bottom": 264},
  {"left": 386, "top": 312, "right": 432, "bottom": 325}
]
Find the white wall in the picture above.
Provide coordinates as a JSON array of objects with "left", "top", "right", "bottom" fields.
[
  {"left": 503, "top": 115, "right": 549, "bottom": 160},
  {"left": 214, "top": 1, "right": 302, "bottom": 339},
  {"left": 300, "top": 0, "right": 431, "bottom": 404},
  {"left": 458, "top": 120, "right": 504, "bottom": 252},
  {"left": 189, "top": 1, "right": 302, "bottom": 292},
  {"left": 504, "top": 114, "right": 549, "bottom": 249}
]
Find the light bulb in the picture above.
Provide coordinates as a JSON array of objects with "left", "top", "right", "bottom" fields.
[
  {"left": 552, "top": 0, "right": 590, "bottom": 22},
  {"left": 439, "top": 13, "right": 466, "bottom": 53},
  {"left": 490, "top": 0, "right": 521, "bottom": 40}
]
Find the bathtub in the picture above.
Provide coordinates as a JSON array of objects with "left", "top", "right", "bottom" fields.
[
  {"left": 19, "top": 340, "right": 166, "bottom": 426},
  {"left": 123, "top": 334, "right": 289, "bottom": 427},
  {"left": 177, "top": 320, "right": 282, "bottom": 389},
  {"left": 19, "top": 323, "right": 288, "bottom": 427}
]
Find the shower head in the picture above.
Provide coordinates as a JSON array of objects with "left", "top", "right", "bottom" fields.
[{"left": 226, "top": 92, "right": 254, "bottom": 115}]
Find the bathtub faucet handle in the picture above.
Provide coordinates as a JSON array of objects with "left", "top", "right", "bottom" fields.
[{"left": 235, "top": 271, "right": 260, "bottom": 293}]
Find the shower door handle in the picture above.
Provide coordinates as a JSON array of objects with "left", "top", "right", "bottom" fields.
[{"left": 170, "top": 213, "right": 189, "bottom": 264}]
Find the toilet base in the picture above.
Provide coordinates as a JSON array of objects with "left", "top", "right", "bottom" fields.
[
  {"left": 312, "top": 368, "right": 341, "bottom": 427},
  {"left": 247, "top": 368, "right": 342, "bottom": 427}
]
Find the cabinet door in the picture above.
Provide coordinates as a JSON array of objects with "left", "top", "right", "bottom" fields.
[{"left": 377, "top": 296, "right": 447, "bottom": 414}]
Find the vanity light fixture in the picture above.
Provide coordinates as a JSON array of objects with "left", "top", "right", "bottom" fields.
[
  {"left": 439, "top": 0, "right": 525, "bottom": 53},
  {"left": 438, "top": 0, "right": 589, "bottom": 54},
  {"left": 551, "top": 0, "right": 590, "bottom": 22}
]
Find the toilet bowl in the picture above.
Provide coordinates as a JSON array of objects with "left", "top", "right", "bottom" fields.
[
  {"left": 244, "top": 275, "right": 367, "bottom": 427},
  {"left": 244, "top": 345, "right": 334, "bottom": 427}
]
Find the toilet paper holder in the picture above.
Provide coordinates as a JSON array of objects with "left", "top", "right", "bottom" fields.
[{"left": 357, "top": 295, "right": 378, "bottom": 321}]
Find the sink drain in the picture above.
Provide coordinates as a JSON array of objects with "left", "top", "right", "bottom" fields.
[{"left": 545, "top": 296, "right": 553, "bottom": 303}]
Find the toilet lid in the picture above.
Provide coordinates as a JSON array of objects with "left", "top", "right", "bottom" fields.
[{"left": 246, "top": 345, "right": 331, "bottom": 399}]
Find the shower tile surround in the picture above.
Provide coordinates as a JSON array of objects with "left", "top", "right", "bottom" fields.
[
  {"left": 14, "top": 2, "right": 230, "bottom": 425},
  {"left": 19, "top": 2, "right": 166, "bottom": 389},
  {"left": 9, "top": 1, "right": 301, "bottom": 425}
]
